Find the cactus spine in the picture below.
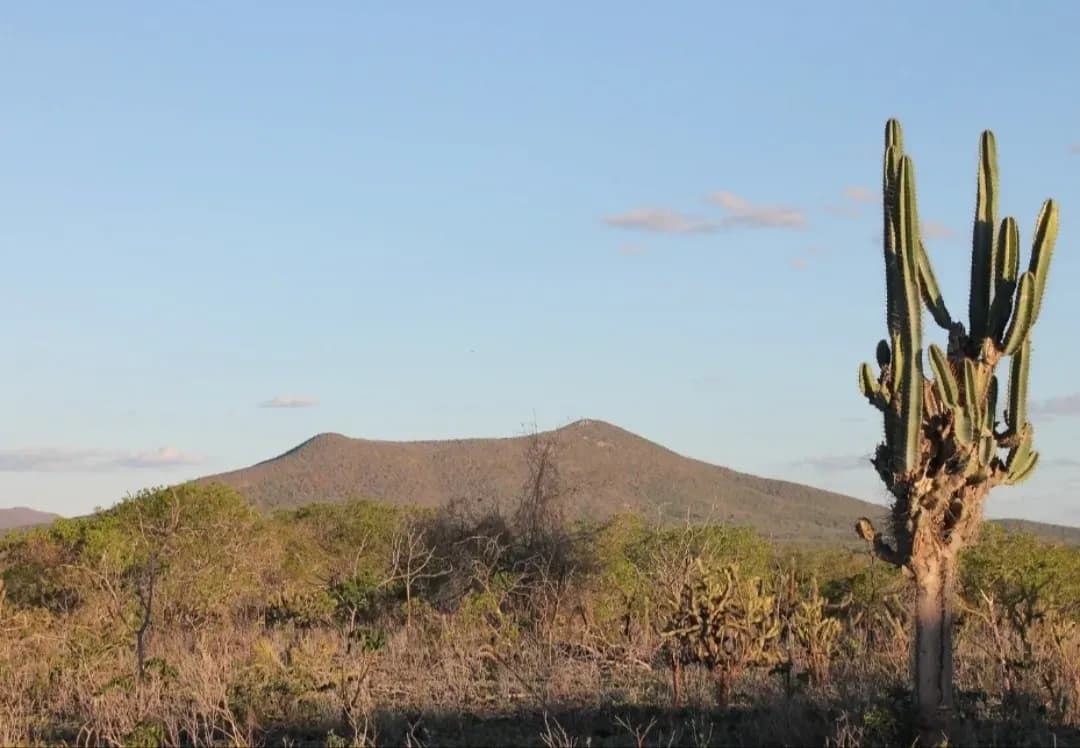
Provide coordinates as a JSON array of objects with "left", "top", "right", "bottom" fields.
[{"left": 854, "top": 119, "right": 1060, "bottom": 744}]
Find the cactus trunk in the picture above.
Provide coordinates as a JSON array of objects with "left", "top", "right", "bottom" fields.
[{"left": 912, "top": 543, "right": 956, "bottom": 747}]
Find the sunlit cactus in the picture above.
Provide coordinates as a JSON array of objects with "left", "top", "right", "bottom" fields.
[
  {"left": 661, "top": 560, "right": 783, "bottom": 708},
  {"left": 855, "top": 119, "right": 1060, "bottom": 744}
]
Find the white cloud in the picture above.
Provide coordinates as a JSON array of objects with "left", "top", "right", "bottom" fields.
[
  {"left": 922, "top": 220, "right": 956, "bottom": 240},
  {"left": 845, "top": 186, "right": 875, "bottom": 204},
  {"left": 825, "top": 186, "right": 876, "bottom": 219},
  {"left": 1030, "top": 393, "right": 1080, "bottom": 418},
  {"left": 113, "top": 446, "right": 207, "bottom": 468},
  {"left": 0, "top": 446, "right": 207, "bottom": 473},
  {"left": 708, "top": 191, "right": 806, "bottom": 229},
  {"left": 602, "top": 208, "right": 718, "bottom": 235},
  {"left": 259, "top": 395, "right": 319, "bottom": 409}
]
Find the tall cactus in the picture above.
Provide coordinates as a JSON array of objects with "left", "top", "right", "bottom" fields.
[{"left": 855, "top": 120, "right": 1059, "bottom": 746}]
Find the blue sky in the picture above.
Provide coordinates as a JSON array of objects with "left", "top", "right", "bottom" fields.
[{"left": 3, "top": 2, "right": 1079, "bottom": 523}]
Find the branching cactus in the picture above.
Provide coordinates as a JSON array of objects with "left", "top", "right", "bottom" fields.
[
  {"left": 789, "top": 577, "right": 844, "bottom": 689},
  {"left": 856, "top": 119, "right": 1060, "bottom": 743},
  {"left": 661, "top": 560, "right": 782, "bottom": 708}
]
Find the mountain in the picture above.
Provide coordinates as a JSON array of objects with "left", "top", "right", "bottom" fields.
[
  {"left": 0, "top": 507, "right": 60, "bottom": 531},
  {"left": 197, "top": 419, "right": 883, "bottom": 542},
  {"left": 196, "top": 418, "right": 1079, "bottom": 545}
]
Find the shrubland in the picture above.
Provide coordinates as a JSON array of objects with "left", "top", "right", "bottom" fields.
[{"left": 1, "top": 477, "right": 1079, "bottom": 747}]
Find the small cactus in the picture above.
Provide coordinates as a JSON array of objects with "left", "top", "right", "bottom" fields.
[
  {"left": 661, "top": 560, "right": 782, "bottom": 708},
  {"left": 788, "top": 577, "right": 845, "bottom": 689}
]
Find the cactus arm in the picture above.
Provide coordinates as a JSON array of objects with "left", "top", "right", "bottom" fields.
[
  {"left": 895, "top": 156, "right": 925, "bottom": 474},
  {"left": 988, "top": 217, "right": 1020, "bottom": 343},
  {"left": 1001, "top": 272, "right": 1036, "bottom": 356},
  {"left": 928, "top": 344, "right": 959, "bottom": 408},
  {"left": 1005, "top": 337, "right": 1031, "bottom": 434},
  {"left": 918, "top": 240, "right": 952, "bottom": 330},
  {"left": 1027, "top": 198, "right": 1059, "bottom": 326},
  {"left": 1005, "top": 451, "right": 1039, "bottom": 484},
  {"left": 1004, "top": 422, "right": 1037, "bottom": 483},
  {"left": 859, "top": 363, "right": 889, "bottom": 410},
  {"left": 953, "top": 406, "right": 975, "bottom": 446},
  {"left": 890, "top": 332, "right": 904, "bottom": 391},
  {"left": 969, "top": 131, "right": 999, "bottom": 344},
  {"left": 855, "top": 517, "right": 906, "bottom": 568},
  {"left": 884, "top": 144, "right": 904, "bottom": 334},
  {"left": 995, "top": 217, "right": 1020, "bottom": 288},
  {"left": 885, "top": 119, "right": 903, "bottom": 150},
  {"left": 962, "top": 359, "right": 983, "bottom": 433},
  {"left": 985, "top": 375, "right": 999, "bottom": 433},
  {"left": 876, "top": 340, "right": 892, "bottom": 368}
]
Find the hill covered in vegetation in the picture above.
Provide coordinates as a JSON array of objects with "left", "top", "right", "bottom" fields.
[
  {"left": 197, "top": 419, "right": 892, "bottom": 543},
  {"left": 197, "top": 418, "right": 1080, "bottom": 546}
]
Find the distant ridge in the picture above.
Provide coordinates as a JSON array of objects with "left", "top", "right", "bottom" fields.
[
  {"left": 196, "top": 419, "right": 1080, "bottom": 544},
  {"left": 0, "top": 507, "right": 60, "bottom": 531}
]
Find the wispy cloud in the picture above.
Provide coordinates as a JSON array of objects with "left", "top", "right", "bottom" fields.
[
  {"left": 922, "top": 221, "right": 956, "bottom": 240},
  {"left": 708, "top": 191, "right": 807, "bottom": 229},
  {"left": 790, "top": 256, "right": 807, "bottom": 270},
  {"left": 259, "top": 395, "right": 319, "bottom": 409},
  {"left": 1069, "top": 144, "right": 1080, "bottom": 155},
  {"left": 602, "top": 208, "right": 718, "bottom": 235},
  {"left": 845, "top": 186, "right": 875, "bottom": 204},
  {"left": 799, "top": 454, "right": 873, "bottom": 472},
  {"left": 1030, "top": 393, "right": 1080, "bottom": 418},
  {"left": 604, "top": 191, "right": 806, "bottom": 235},
  {"left": 0, "top": 446, "right": 207, "bottom": 473},
  {"left": 825, "top": 186, "right": 875, "bottom": 218}
]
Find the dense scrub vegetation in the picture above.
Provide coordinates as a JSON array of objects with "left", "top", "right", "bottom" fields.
[{"left": 1, "top": 478, "right": 1080, "bottom": 747}]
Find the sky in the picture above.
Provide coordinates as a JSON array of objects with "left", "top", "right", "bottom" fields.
[{"left": 3, "top": 2, "right": 1079, "bottom": 523}]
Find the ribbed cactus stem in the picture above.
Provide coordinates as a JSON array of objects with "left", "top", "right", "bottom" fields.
[
  {"left": 1005, "top": 423, "right": 1037, "bottom": 484},
  {"left": 918, "top": 240, "right": 952, "bottom": 330},
  {"left": 859, "top": 362, "right": 885, "bottom": 408},
  {"left": 1027, "top": 199, "right": 1059, "bottom": 326},
  {"left": 984, "top": 375, "right": 999, "bottom": 433},
  {"left": 883, "top": 143, "right": 904, "bottom": 334},
  {"left": 995, "top": 217, "right": 1020, "bottom": 288},
  {"left": 928, "top": 344, "right": 958, "bottom": 408},
  {"left": 988, "top": 217, "right": 1020, "bottom": 343},
  {"left": 969, "top": 131, "right": 999, "bottom": 344},
  {"left": 876, "top": 340, "right": 891, "bottom": 368},
  {"left": 962, "top": 359, "right": 982, "bottom": 434},
  {"left": 1006, "top": 336, "right": 1031, "bottom": 433},
  {"left": 885, "top": 119, "right": 903, "bottom": 150},
  {"left": 1001, "top": 272, "right": 1035, "bottom": 356},
  {"left": 895, "top": 155, "right": 924, "bottom": 473}
]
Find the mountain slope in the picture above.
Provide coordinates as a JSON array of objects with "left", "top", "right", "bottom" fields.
[
  {"left": 0, "top": 507, "right": 60, "bottom": 531},
  {"left": 196, "top": 419, "right": 1079, "bottom": 544},
  {"left": 198, "top": 419, "right": 887, "bottom": 542}
]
